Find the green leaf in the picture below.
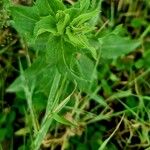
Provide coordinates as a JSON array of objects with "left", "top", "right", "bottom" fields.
[
  {"left": 56, "top": 11, "right": 70, "bottom": 35},
  {"left": 36, "top": 0, "right": 54, "bottom": 16},
  {"left": 33, "top": 93, "right": 47, "bottom": 111},
  {"left": 15, "top": 127, "right": 29, "bottom": 136},
  {"left": 91, "top": 94, "right": 107, "bottom": 107},
  {"left": 57, "top": 40, "right": 77, "bottom": 74},
  {"left": 6, "top": 56, "right": 55, "bottom": 93},
  {"left": 65, "top": 8, "right": 81, "bottom": 22},
  {"left": 10, "top": 5, "right": 39, "bottom": 40},
  {"left": 33, "top": 32, "right": 50, "bottom": 53},
  {"left": 71, "top": 10, "right": 98, "bottom": 27},
  {"left": 99, "top": 34, "right": 141, "bottom": 59},
  {"left": 111, "top": 24, "right": 127, "bottom": 36},
  {"left": 66, "top": 27, "right": 89, "bottom": 48},
  {"left": 73, "top": 54, "right": 98, "bottom": 92},
  {"left": 34, "top": 15, "right": 56, "bottom": 36},
  {"left": 53, "top": 84, "right": 76, "bottom": 113},
  {"left": 72, "top": 0, "right": 91, "bottom": 15},
  {"left": 33, "top": 85, "right": 76, "bottom": 150},
  {"left": 36, "top": 0, "right": 65, "bottom": 16},
  {"left": 33, "top": 119, "right": 53, "bottom": 150},
  {"left": 44, "top": 70, "right": 61, "bottom": 119},
  {"left": 46, "top": 36, "right": 62, "bottom": 64},
  {"left": 52, "top": 113, "right": 76, "bottom": 126},
  {"left": 131, "top": 18, "right": 147, "bottom": 28},
  {"left": 76, "top": 55, "right": 95, "bottom": 81},
  {"left": 79, "top": 0, "right": 90, "bottom": 12},
  {"left": 66, "top": 28, "right": 97, "bottom": 59}
]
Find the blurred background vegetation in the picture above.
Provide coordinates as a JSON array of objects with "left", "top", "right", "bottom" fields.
[{"left": 0, "top": 0, "right": 150, "bottom": 150}]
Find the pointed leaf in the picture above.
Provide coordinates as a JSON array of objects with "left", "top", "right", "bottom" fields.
[
  {"left": 74, "top": 55, "right": 97, "bottom": 91},
  {"left": 34, "top": 15, "right": 56, "bottom": 36},
  {"left": 91, "top": 94, "right": 107, "bottom": 107},
  {"left": 71, "top": 10, "right": 98, "bottom": 27},
  {"left": 36, "top": 0, "right": 65, "bottom": 16},
  {"left": 36, "top": 0, "right": 54, "bottom": 16},
  {"left": 45, "top": 70, "right": 61, "bottom": 119},
  {"left": 76, "top": 55, "right": 95, "bottom": 80},
  {"left": 7, "top": 56, "right": 55, "bottom": 93},
  {"left": 33, "top": 119, "right": 53, "bottom": 150},
  {"left": 52, "top": 113, "right": 76, "bottom": 126},
  {"left": 10, "top": 5, "right": 39, "bottom": 40},
  {"left": 66, "top": 27, "right": 89, "bottom": 48},
  {"left": 99, "top": 34, "right": 141, "bottom": 59},
  {"left": 56, "top": 11, "right": 70, "bottom": 35},
  {"left": 80, "top": 0, "right": 90, "bottom": 12}
]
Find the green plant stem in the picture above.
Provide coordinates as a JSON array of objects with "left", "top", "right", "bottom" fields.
[
  {"left": 140, "top": 25, "right": 150, "bottom": 39},
  {"left": 24, "top": 86, "right": 39, "bottom": 133},
  {"left": 98, "top": 114, "right": 124, "bottom": 150},
  {"left": 110, "top": 0, "right": 115, "bottom": 27}
]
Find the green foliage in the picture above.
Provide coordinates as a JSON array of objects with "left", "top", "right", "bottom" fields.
[
  {"left": 2, "top": 0, "right": 146, "bottom": 149},
  {"left": 0, "top": 110, "right": 15, "bottom": 142},
  {"left": 8, "top": 0, "right": 140, "bottom": 94},
  {"left": 8, "top": 0, "right": 100, "bottom": 94},
  {"left": 99, "top": 34, "right": 140, "bottom": 59}
]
